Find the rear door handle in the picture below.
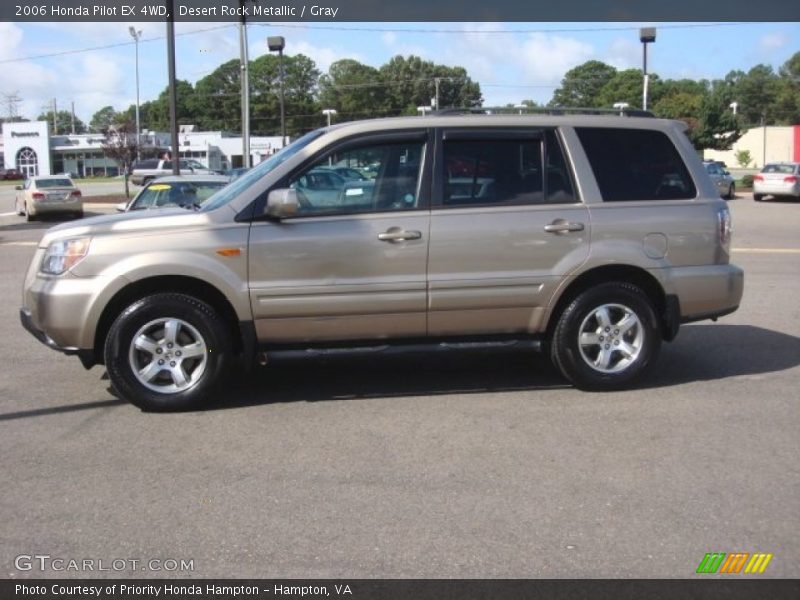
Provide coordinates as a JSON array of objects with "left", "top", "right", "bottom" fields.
[
  {"left": 544, "top": 219, "right": 585, "bottom": 234},
  {"left": 378, "top": 227, "right": 422, "bottom": 242}
]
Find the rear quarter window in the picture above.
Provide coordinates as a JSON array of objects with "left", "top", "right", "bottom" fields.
[{"left": 576, "top": 127, "right": 696, "bottom": 201}]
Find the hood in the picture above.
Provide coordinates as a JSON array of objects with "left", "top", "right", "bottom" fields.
[{"left": 38, "top": 208, "right": 211, "bottom": 248}]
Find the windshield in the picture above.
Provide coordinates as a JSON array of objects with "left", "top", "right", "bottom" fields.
[
  {"left": 201, "top": 129, "right": 326, "bottom": 212},
  {"left": 129, "top": 180, "right": 228, "bottom": 210}
]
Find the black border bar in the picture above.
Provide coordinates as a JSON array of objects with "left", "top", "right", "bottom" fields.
[
  {"left": 3, "top": 579, "right": 800, "bottom": 600},
  {"left": 5, "top": 0, "right": 800, "bottom": 22}
]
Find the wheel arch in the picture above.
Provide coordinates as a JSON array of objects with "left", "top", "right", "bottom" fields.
[
  {"left": 544, "top": 264, "right": 675, "bottom": 342},
  {"left": 93, "top": 275, "right": 244, "bottom": 365}
]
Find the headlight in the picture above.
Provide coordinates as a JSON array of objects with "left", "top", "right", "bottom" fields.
[{"left": 40, "top": 237, "right": 91, "bottom": 275}]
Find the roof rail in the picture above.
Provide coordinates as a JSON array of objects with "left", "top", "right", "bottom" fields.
[{"left": 431, "top": 107, "right": 655, "bottom": 118}]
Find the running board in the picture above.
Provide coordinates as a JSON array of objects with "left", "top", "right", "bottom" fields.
[{"left": 259, "top": 339, "right": 542, "bottom": 364}]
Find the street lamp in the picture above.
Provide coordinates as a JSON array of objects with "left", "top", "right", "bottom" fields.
[
  {"left": 613, "top": 101, "right": 630, "bottom": 116},
  {"left": 128, "top": 27, "right": 142, "bottom": 158},
  {"left": 322, "top": 108, "right": 337, "bottom": 127},
  {"left": 639, "top": 27, "right": 656, "bottom": 111},
  {"left": 514, "top": 104, "right": 526, "bottom": 115},
  {"left": 267, "top": 36, "right": 286, "bottom": 147},
  {"left": 417, "top": 106, "right": 431, "bottom": 117},
  {"left": 729, "top": 102, "right": 738, "bottom": 116}
]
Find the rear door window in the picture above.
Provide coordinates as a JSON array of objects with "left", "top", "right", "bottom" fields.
[{"left": 576, "top": 127, "right": 696, "bottom": 201}]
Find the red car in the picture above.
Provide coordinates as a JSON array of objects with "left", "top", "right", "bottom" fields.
[{"left": 0, "top": 168, "right": 24, "bottom": 180}]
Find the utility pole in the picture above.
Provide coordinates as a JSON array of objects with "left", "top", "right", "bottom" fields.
[
  {"left": 52, "top": 98, "right": 58, "bottom": 134},
  {"left": 2, "top": 92, "right": 21, "bottom": 121},
  {"left": 239, "top": 0, "right": 250, "bottom": 168},
  {"left": 434, "top": 77, "right": 440, "bottom": 110},
  {"left": 71, "top": 101, "right": 76, "bottom": 134},
  {"left": 166, "top": 0, "right": 180, "bottom": 175}
]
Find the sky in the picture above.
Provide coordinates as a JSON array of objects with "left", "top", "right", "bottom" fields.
[{"left": 0, "top": 21, "right": 797, "bottom": 127}]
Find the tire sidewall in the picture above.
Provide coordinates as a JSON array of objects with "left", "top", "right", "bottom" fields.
[
  {"left": 104, "top": 293, "right": 230, "bottom": 411},
  {"left": 552, "top": 283, "right": 661, "bottom": 391}
]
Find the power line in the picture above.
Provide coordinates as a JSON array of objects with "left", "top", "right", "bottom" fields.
[{"left": 0, "top": 24, "right": 236, "bottom": 65}]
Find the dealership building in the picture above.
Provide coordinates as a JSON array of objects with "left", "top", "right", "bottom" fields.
[{"left": 0, "top": 120, "right": 284, "bottom": 177}]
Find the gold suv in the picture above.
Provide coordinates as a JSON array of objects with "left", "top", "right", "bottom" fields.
[{"left": 21, "top": 113, "right": 744, "bottom": 411}]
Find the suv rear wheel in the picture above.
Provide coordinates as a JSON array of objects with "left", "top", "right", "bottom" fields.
[
  {"left": 104, "top": 293, "right": 231, "bottom": 411},
  {"left": 550, "top": 282, "right": 661, "bottom": 390}
]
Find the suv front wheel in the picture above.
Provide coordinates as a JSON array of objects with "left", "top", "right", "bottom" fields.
[
  {"left": 550, "top": 282, "right": 661, "bottom": 391},
  {"left": 104, "top": 293, "right": 231, "bottom": 411}
]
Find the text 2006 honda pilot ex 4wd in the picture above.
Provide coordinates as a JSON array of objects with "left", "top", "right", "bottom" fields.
[{"left": 21, "top": 112, "right": 744, "bottom": 411}]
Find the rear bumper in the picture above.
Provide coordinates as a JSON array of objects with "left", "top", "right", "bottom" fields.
[
  {"left": 753, "top": 182, "right": 800, "bottom": 197},
  {"left": 668, "top": 264, "right": 744, "bottom": 323},
  {"left": 30, "top": 198, "right": 83, "bottom": 215}
]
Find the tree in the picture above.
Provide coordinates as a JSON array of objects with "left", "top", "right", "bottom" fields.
[
  {"left": 550, "top": 60, "right": 616, "bottom": 107},
  {"left": 378, "top": 55, "right": 482, "bottom": 115},
  {"left": 193, "top": 59, "right": 242, "bottom": 131},
  {"left": 36, "top": 109, "right": 87, "bottom": 134},
  {"left": 735, "top": 149, "right": 752, "bottom": 168},
  {"left": 89, "top": 106, "right": 121, "bottom": 132},
  {"left": 319, "top": 59, "right": 387, "bottom": 120},
  {"left": 249, "top": 53, "right": 321, "bottom": 135},
  {"left": 101, "top": 121, "right": 138, "bottom": 198},
  {"left": 732, "top": 65, "right": 780, "bottom": 125},
  {"left": 689, "top": 82, "right": 741, "bottom": 151},
  {"left": 129, "top": 79, "right": 197, "bottom": 131}
]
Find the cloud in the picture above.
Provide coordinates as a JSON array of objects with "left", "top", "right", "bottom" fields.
[
  {"left": 758, "top": 32, "right": 789, "bottom": 54},
  {"left": 604, "top": 38, "right": 640, "bottom": 70},
  {"left": 517, "top": 34, "right": 594, "bottom": 83},
  {"left": 382, "top": 32, "right": 397, "bottom": 47}
]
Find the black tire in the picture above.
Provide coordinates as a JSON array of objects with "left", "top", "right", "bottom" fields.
[
  {"left": 15, "top": 199, "right": 24, "bottom": 216},
  {"left": 754, "top": 193, "right": 764, "bottom": 202},
  {"left": 73, "top": 211, "right": 84, "bottom": 219},
  {"left": 104, "top": 293, "right": 232, "bottom": 411},
  {"left": 24, "top": 202, "right": 35, "bottom": 221},
  {"left": 726, "top": 184, "right": 735, "bottom": 200},
  {"left": 550, "top": 282, "right": 661, "bottom": 391}
]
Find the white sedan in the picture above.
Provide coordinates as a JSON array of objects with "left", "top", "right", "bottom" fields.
[
  {"left": 15, "top": 175, "right": 83, "bottom": 221},
  {"left": 753, "top": 162, "right": 800, "bottom": 202}
]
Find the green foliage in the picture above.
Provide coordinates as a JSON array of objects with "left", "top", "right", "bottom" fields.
[
  {"left": 740, "top": 174, "right": 754, "bottom": 188},
  {"left": 89, "top": 106, "right": 122, "bottom": 133},
  {"left": 735, "top": 149, "right": 752, "bottom": 168},
  {"left": 550, "top": 60, "right": 616, "bottom": 107},
  {"left": 36, "top": 109, "right": 87, "bottom": 134}
]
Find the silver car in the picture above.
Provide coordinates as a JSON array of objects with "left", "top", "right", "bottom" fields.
[
  {"left": 20, "top": 113, "right": 744, "bottom": 411},
  {"left": 703, "top": 161, "right": 735, "bottom": 199},
  {"left": 753, "top": 162, "right": 800, "bottom": 201},
  {"left": 15, "top": 175, "right": 83, "bottom": 221}
]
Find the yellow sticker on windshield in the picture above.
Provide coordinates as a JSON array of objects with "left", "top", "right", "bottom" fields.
[{"left": 148, "top": 184, "right": 172, "bottom": 191}]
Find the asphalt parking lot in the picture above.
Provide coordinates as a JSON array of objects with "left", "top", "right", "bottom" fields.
[{"left": 0, "top": 188, "right": 798, "bottom": 579}]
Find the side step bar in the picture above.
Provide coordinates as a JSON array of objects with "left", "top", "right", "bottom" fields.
[{"left": 259, "top": 339, "right": 542, "bottom": 365}]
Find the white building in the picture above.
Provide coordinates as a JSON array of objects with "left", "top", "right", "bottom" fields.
[
  {"left": 1, "top": 121, "right": 285, "bottom": 176},
  {"left": 704, "top": 125, "right": 800, "bottom": 169}
]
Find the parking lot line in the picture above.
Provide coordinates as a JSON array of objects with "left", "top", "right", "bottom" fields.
[{"left": 732, "top": 248, "right": 800, "bottom": 254}]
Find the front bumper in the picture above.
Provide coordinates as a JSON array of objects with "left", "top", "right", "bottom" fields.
[{"left": 20, "top": 308, "right": 97, "bottom": 368}]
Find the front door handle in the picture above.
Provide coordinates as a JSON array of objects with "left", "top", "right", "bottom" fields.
[
  {"left": 378, "top": 227, "right": 422, "bottom": 242},
  {"left": 544, "top": 219, "right": 585, "bottom": 234}
]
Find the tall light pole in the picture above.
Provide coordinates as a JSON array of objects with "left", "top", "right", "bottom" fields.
[
  {"left": 128, "top": 27, "right": 142, "bottom": 159},
  {"left": 640, "top": 27, "right": 656, "bottom": 111},
  {"left": 322, "top": 108, "right": 337, "bottom": 127},
  {"left": 239, "top": 1, "right": 250, "bottom": 168},
  {"left": 267, "top": 36, "right": 286, "bottom": 148}
]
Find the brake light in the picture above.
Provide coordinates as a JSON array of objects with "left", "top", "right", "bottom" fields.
[
  {"left": 753, "top": 175, "right": 764, "bottom": 182},
  {"left": 70, "top": 190, "right": 82, "bottom": 197},
  {"left": 717, "top": 206, "right": 732, "bottom": 247},
  {"left": 32, "top": 192, "right": 45, "bottom": 199},
  {"left": 784, "top": 176, "right": 797, "bottom": 183}
]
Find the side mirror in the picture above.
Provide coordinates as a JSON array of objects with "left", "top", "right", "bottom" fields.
[
  {"left": 116, "top": 202, "right": 128, "bottom": 212},
  {"left": 15, "top": 185, "right": 22, "bottom": 191},
  {"left": 265, "top": 188, "right": 299, "bottom": 219}
]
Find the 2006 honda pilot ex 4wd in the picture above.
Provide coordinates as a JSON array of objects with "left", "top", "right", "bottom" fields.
[{"left": 21, "top": 114, "right": 744, "bottom": 411}]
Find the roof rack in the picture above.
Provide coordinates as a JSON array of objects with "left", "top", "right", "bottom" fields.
[{"left": 431, "top": 107, "right": 655, "bottom": 118}]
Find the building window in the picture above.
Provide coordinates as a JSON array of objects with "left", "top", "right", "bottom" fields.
[{"left": 16, "top": 147, "right": 38, "bottom": 178}]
